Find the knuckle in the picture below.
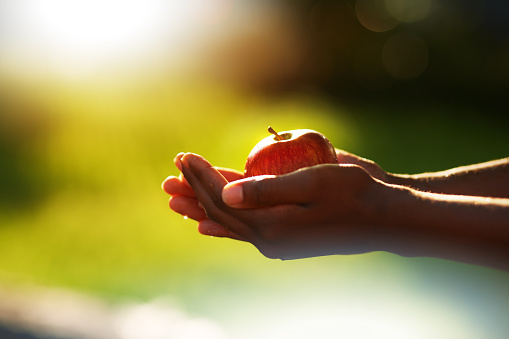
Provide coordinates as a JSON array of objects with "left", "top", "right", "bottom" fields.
[{"left": 248, "top": 181, "right": 274, "bottom": 205}]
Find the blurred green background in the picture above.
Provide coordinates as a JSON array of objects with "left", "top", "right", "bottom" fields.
[{"left": 0, "top": 0, "right": 508, "bottom": 338}]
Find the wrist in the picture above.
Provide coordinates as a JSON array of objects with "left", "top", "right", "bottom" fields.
[
  {"left": 374, "top": 183, "right": 509, "bottom": 267},
  {"left": 357, "top": 178, "right": 413, "bottom": 254},
  {"left": 369, "top": 182, "right": 429, "bottom": 257}
]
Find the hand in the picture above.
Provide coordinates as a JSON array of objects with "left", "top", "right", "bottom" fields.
[
  {"left": 164, "top": 152, "right": 509, "bottom": 269},
  {"left": 177, "top": 153, "right": 387, "bottom": 260},
  {"left": 162, "top": 153, "right": 245, "bottom": 240},
  {"left": 336, "top": 149, "right": 389, "bottom": 183}
]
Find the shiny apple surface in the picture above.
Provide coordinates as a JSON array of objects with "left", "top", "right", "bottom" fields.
[{"left": 244, "top": 129, "right": 337, "bottom": 177}]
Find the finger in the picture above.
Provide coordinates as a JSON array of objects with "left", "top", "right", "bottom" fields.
[
  {"left": 181, "top": 153, "right": 229, "bottom": 207},
  {"left": 335, "top": 149, "right": 358, "bottom": 164},
  {"left": 216, "top": 168, "right": 244, "bottom": 182},
  {"left": 179, "top": 166, "right": 241, "bottom": 187},
  {"left": 174, "top": 152, "right": 185, "bottom": 172},
  {"left": 176, "top": 152, "right": 243, "bottom": 182},
  {"left": 221, "top": 167, "right": 326, "bottom": 208},
  {"left": 197, "top": 219, "right": 246, "bottom": 241},
  {"left": 179, "top": 173, "right": 191, "bottom": 187},
  {"left": 169, "top": 195, "right": 208, "bottom": 221},
  {"left": 181, "top": 153, "right": 257, "bottom": 240},
  {"left": 172, "top": 153, "right": 191, "bottom": 186},
  {"left": 162, "top": 176, "right": 195, "bottom": 197}
]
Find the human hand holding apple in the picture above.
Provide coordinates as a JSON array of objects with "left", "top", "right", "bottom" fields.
[
  {"left": 161, "top": 126, "right": 392, "bottom": 259},
  {"left": 177, "top": 152, "right": 382, "bottom": 259},
  {"left": 162, "top": 127, "right": 344, "bottom": 240},
  {"left": 163, "top": 127, "right": 347, "bottom": 230},
  {"left": 162, "top": 126, "right": 392, "bottom": 257},
  {"left": 162, "top": 129, "right": 509, "bottom": 268}
]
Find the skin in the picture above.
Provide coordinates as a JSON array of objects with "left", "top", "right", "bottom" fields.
[{"left": 162, "top": 151, "right": 509, "bottom": 271}]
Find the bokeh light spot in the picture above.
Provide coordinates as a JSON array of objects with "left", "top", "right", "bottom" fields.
[
  {"left": 385, "top": 0, "right": 433, "bottom": 23},
  {"left": 355, "top": 0, "right": 399, "bottom": 32}
]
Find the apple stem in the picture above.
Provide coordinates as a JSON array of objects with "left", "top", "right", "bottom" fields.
[{"left": 268, "top": 126, "right": 283, "bottom": 141}]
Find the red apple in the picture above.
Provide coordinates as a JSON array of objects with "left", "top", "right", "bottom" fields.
[{"left": 244, "top": 127, "right": 338, "bottom": 177}]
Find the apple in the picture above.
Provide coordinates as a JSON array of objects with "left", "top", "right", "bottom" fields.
[{"left": 244, "top": 127, "right": 338, "bottom": 177}]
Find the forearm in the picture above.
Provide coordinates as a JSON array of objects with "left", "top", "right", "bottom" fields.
[
  {"left": 387, "top": 158, "right": 509, "bottom": 198},
  {"left": 379, "top": 184, "right": 509, "bottom": 271}
]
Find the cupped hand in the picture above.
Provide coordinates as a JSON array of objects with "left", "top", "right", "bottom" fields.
[
  {"left": 178, "top": 153, "right": 388, "bottom": 260},
  {"left": 162, "top": 153, "right": 245, "bottom": 239}
]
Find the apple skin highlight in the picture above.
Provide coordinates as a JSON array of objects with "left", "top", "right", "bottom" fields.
[{"left": 244, "top": 128, "right": 338, "bottom": 177}]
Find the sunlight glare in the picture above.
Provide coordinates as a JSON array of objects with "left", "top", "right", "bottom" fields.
[{"left": 0, "top": 0, "right": 222, "bottom": 80}]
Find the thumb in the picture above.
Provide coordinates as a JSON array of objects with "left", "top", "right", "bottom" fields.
[{"left": 222, "top": 170, "right": 317, "bottom": 208}]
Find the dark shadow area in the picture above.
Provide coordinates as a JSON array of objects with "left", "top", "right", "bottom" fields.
[{"left": 256, "top": 0, "right": 509, "bottom": 116}]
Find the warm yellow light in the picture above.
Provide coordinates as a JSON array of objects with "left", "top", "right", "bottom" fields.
[{"left": 0, "top": 0, "right": 221, "bottom": 80}]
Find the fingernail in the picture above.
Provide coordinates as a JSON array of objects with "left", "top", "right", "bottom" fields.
[{"left": 222, "top": 184, "right": 243, "bottom": 206}]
